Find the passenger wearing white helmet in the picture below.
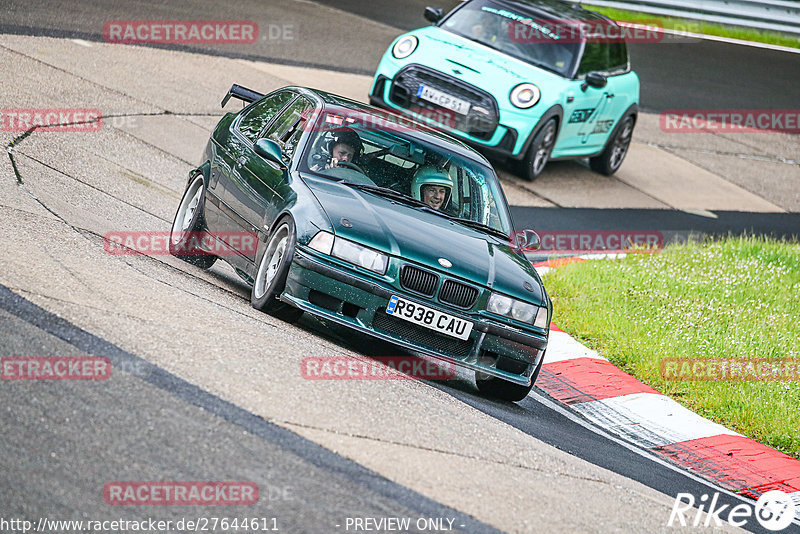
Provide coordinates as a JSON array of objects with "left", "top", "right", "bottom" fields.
[{"left": 411, "top": 165, "right": 453, "bottom": 211}]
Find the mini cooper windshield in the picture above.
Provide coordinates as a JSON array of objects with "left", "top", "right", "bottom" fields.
[
  {"left": 440, "top": 0, "right": 581, "bottom": 77},
  {"left": 301, "top": 110, "right": 514, "bottom": 237}
]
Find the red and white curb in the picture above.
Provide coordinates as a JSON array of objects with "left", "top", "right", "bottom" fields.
[{"left": 533, "top": 257, "right": 800, "bottom": 512}]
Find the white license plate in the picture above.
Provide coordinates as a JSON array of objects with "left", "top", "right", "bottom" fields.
[
  {"left": 416, "top": 85, "right": 471, "bottom": 115},
  {"left": 385, "top": 295, "right": 473, "bottom": 341}
]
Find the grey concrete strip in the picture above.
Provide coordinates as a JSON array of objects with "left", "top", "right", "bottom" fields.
[{"left": 615, "top": 143, "right": 784, "bottom": 213}]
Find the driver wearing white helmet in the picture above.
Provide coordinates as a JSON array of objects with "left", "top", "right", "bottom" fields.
[{"left": 411, "top": 166, "right": 453, "bottom": 212}]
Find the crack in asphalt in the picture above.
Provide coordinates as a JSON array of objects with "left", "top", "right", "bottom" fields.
[{"left": 278, "top": 419, "right": 613, "bottom": 486}]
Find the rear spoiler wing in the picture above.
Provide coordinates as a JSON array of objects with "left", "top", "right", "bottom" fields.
[{"left": 221, "top": 84, "right": 265, "bottom": 108}]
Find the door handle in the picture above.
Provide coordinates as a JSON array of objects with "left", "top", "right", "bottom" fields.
[{"left": 606, "top": 93, "right": 615, "bottom": 99}]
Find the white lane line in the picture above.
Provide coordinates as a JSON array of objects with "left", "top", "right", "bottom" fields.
[
  {"left": 617, "top": 21, "right": 800, "bottom": 54},
  {"left": 570, "top": 392, "right": 741, "bottom": 448},
  {"left": 528, "top": 389, "right": 800, "bottom": 526},
  {"left": 70, "top": 39, "right": 93, "bottom": 47},
  {"left": 542, "top": 330, "right": 607, "bottom": 364}
]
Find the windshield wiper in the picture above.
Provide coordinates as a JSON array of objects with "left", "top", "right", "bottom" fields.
[
  {"left": 336, "top": 180, "right": 428, "bottom": 208},
  {"left": 448, "top": 216, "right": 508, "bottom": 239}
]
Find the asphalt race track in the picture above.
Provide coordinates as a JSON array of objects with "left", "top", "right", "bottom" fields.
[{"left": 1, "top": 1, "right": 799, "bottom": 533}]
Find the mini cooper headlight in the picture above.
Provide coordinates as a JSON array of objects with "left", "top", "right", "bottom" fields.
[
  {"left": 509, "top": 83, "right": 541, "bottom": 109},
  {"left": 309, "top": 232, "right": 388, "bottom": 274},
  {"left": 488, "top": 292, "right": 548, "bottom": 328},
  {"left": 392, "top": 35, "right": 418, "bottom": 59}
]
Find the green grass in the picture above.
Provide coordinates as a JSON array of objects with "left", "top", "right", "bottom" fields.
[
  {"left": 583, "top": 4, "right": 800, "bottom": 49},
  {"left": 543, "top": 236, "right": 800, "bottom": 458}
]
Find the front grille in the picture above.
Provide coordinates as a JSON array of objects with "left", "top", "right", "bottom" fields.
[
  {"left": 389, "top": 65, "right": 499, "bottom": 141},
  {"left": 399, "top": 265, "right": 438, "bottom": 297},
  {"left": 439, "top": 280, "right": 479, "bottom": 309},
  {"left": 372, "top": 312, "right": 473, "bottom": 357}
]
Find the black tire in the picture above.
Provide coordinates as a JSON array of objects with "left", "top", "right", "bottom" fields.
[
  {"left": 476, "top": 375, "right": 534, "bottom": 402},
  {"left": 522, "top": 118, "right": 557, "bottom": 181},
  {"left": 475, "top": 353, "right": 544, "bottom": 402},
  {"left": 169, "top": 174, "right": 217, "bottom": 269},
  {"left": 589, "top": 115, "right": 635, "bottom": 175},
  {"left": 250, "top": 217, "right": 303, "bottom": 323}
]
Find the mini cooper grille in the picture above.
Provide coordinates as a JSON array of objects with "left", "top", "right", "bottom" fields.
[
  {"left": 389, "top": 65, "right": 499, "bottom": 141},
  {"left": 372, "top": 312, "right": 473, "bottom": 357},
  {"left": 399, "top": 265, "right": 438, "bottom": 297},
  {"left": 439, "top": 280, "right": 479, "bottom": 309}
]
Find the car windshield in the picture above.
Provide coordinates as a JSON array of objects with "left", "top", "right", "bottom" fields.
[
  {"left": 300, "top": 110, "right": 513, "bottom": 236},
  {"left": 440, "top": 0, "right": 580, "bottom": 77}
]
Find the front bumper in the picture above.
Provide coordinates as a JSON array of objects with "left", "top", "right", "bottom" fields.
[
  {"left": 283, "top": 248, "right": 548, "bottom": 386},
  {"left": 370, "top": 72, "right": 530, "bottom": 160}
]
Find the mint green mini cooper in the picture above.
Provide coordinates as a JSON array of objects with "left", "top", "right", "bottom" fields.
[{"left": 370, "top": 0, "right": 639, "bottom": 180}]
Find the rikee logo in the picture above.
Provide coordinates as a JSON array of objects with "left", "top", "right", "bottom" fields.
[{"left": 668, "top": 490, "right": 797, "bottom": 530}]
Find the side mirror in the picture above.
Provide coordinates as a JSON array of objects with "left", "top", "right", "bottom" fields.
[
  {"left": 515, "top": 229, "right": 541, "bottom": 251},
  {"left": 581, "top": 71, "right": 607, "bottom": 92},
  {"left": 424, "top": 6, "right": 444, "bottom": 24},
  {"left": 254, "top": 139, "right": 287, "bottom": 170}
]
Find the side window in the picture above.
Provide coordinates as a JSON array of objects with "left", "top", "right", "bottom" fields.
[
  {"left": 577, "top": 41, "right": 628, "bottom": 76},
  {"left": 263, "top": 97, "right": 314, "bottom": 146},
  {"left": 577, "top": 41, "right": 608, "bottom": 76},
  {"left": 238, "top": 91, "right": 294, "bottom": 142},
  {"left": 607, "top": 42, "right": 629, "bottom": 73}
]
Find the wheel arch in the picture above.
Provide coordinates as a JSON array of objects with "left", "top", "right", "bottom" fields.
[{"left": 516, "top": 104, "right": 564, "bottom": 160}]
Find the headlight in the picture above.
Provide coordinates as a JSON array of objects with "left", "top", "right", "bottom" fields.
[
  {"left": 509, "top": 83, "right": 541, "bottom": 109},
  {"left": 487, "top": 292, "right": 548, "bottom": 328},
  {"left": 487, "top": 293, "right": 513, "bottom": 316},
  {"left": 392, "top": 35, "right": 418, "bottom": 59},
  {"left": 309, "top": 232, "right": 388, "bottom": 274},
  {"left": 308, "top": 231, "right": 334, "bottom": 255},
  {"left": 533, "top": 306, "right": 549, "bottom": 329}
]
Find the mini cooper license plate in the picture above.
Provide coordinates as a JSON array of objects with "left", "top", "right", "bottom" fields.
[
  {"left": 385, "top": 295, "right": 473, "bottom": 341},
  {"left": 416, "top": 85, "right": 471, "bottom": 115}
]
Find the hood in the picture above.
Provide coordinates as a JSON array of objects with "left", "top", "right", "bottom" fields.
[
  {"left": 302, "top": 173, "right": 544, "bottom": 304},
  {"left": 410, "top": 26, "right": 565, "bottom": 90}
]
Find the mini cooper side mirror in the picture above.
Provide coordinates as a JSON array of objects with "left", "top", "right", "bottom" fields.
[
  {"left": 581, "top": 71, "right": 608, "bottom": 92},
  {"left": 254, "top": 139, "right": 287, "bottom": 170},
  {"left": 424, "top": 6, "right": 444, "bottom": 24},
  {"left": 515, "top": 229, "right": 541, "bottom": 251}
]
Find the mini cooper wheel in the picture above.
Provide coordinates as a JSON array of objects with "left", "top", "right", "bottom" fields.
[
  {"left": 590, "top": 115, "right": 634, "bottom": 175},
  {"left": 251, "top": 217, "right": 303, "bottom": 323},
  {"left": 169, "top": 174, "right": 217, "bottom": 269},
  {"left": 522, "top": 118, "right": 557, "bottom": 181},
  {"left": 476, "top": 374, "right": 534, "bottom": 402}
]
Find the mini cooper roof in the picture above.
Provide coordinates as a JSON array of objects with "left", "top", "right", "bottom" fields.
[{"left": 452, "top": 0, "right": 618, "bottom": 33}]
